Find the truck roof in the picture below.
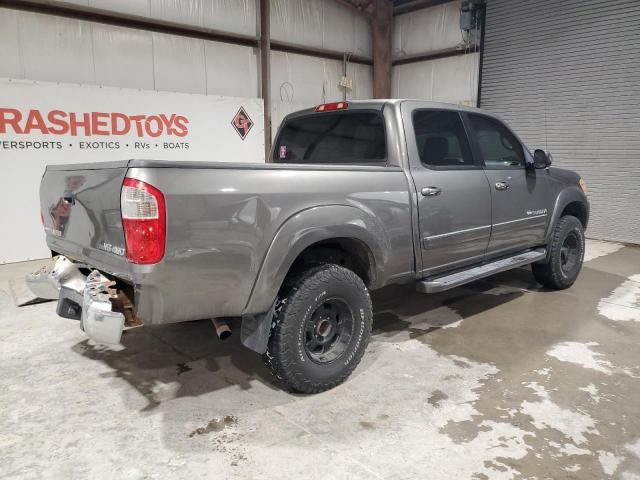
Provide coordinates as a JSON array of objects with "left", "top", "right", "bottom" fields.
[{"left": 286, "top": 99, "right": 495, "bottom": 120}]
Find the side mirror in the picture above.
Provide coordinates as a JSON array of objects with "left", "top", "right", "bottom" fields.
[{"left": 533, "top": 149, "right": 552, "bottom": 169}]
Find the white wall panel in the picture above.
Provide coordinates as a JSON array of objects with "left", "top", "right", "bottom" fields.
[
  {"left": 90, "top": 0, "right": 151, "bottom": 17},
  {"left": 92, "top": 24, "right": 154, "bottom": 89},
  {"left": 393, "top": 1, "right": 462, "bottom": 57},
  {"left": 202, "top": 0, "right": 257, "bottom": 36},
  {"left": 17, "top": 12, "right": 95, "bottom": 84},
  {"left": 55, "top": 0, "right": 90, "bottom": 6},
  {"left": 271, "top": 51, "right": 373, "bottom": 136},
  {"left": 205, "top": 42, "right": 258, "bottom": 98},
  {"left": 272, "top": 0, "right": 323, "bottom": 49},
  {"left": 150, "top": 0, "right": 205, "bottom": 27},
  {"left": 272, "top": 0, "right": 372, "bottom": 56},
  {"left": 392, "top": 53, "right": 479, "bottom": 106},
  {"left": 55, "top": 0, "right": 257, "bottom": 35},
  {"left": 152, "top": 33, "right": 207, "bottom": 94},
  {"left": 0, "top": 9, "right": 22, "bottom": 79}
]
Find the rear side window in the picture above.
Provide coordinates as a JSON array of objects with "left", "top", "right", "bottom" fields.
[
  {"left": 413, "top": 110, "right": 474, "bottom": 168},
  {"left": 274, "top": 111, "right": 386, "bottom": 164},
  {"left": 467, "top": 114, "right": 525, "bottom": 169}
]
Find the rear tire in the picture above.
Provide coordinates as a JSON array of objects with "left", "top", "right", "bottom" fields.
[
  {"left": 532, "top": 215, "right": 585, "bottom": 290},
  {"left": 263, "top": 264, "right": 372, "bottom": 394}
]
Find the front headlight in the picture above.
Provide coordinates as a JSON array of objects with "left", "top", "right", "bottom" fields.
[{"left": 579, "top": 178, "right": 588, "bottom": 193}]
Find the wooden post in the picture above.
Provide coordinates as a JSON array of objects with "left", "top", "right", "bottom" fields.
[{"left": 372, "top": 0, "right": 392, "bottom": 98}]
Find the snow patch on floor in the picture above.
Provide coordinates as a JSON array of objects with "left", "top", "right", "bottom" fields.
[
  {"left": 521, "top": 400, "right": 598, "bottom": 446},
  {"left": 521, "top": 382, "right": 599, "bottom": 445},
  {"left": 597, "top": 450, "right": 623, "bottom": 476},
  {"left": 598, "top": 274, "right": 640, "bottom": 322},
  {"left": 627, "top": 439, "right": 640, "bottom": 459},
  {"left": 579, "top": 384, "right": 601, "bottom": 403},
  {"left": 549, "top": 441, "right": 591, "bottom": 457},
  {"left": 546, "top": 342, "right": 613, "bottom": 375},
  {"left": 271, "top": 338, "right": 532, "bottom": 480},
  {"left": 584, "top": 240, "right": 623, "bottom": 262}
]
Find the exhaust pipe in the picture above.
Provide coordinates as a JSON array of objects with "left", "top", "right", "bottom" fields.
[{"left": 212, "top": 318, "right": 232, "bottom": 341}]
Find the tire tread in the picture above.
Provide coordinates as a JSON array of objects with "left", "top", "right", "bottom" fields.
[{"left": 263, "top": 265, "right": 372, "bottom": 394}]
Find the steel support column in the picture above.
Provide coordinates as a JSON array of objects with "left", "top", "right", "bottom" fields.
[{"left": 259, "top": 0, "right": 271, "bottom": 161}]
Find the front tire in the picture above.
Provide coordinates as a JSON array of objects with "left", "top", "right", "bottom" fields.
[
  {"left": 532, "top": 215, "right": 585, "bottom": 290},
  {"left": 264, "top": 264, "right": 372, "bottom": 394}
]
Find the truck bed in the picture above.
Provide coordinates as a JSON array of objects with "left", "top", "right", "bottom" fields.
[{"left": 40, "top": 159, "right": 414, "bottom": 324}]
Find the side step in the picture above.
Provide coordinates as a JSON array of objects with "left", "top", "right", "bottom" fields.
[{"left": 417, "top": 249, "right": 546, "bottom": 294}]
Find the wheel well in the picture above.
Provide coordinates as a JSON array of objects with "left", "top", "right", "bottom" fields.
[
  {"left": 561, "top": 201, "right": 588, "bottom": 228},
  {"left": 284, "top": 238, "right": 375, "bottom": 288}
]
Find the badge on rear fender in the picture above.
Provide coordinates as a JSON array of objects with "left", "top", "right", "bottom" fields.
[{"left": 100, "top": 242, "right": 125, "bottom": 256}]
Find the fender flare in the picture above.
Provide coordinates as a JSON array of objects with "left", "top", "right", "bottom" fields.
[
  {"left": 545, "top": 186, "right": 589, "bottom": 245},
  {"left": 240, "top": 205, "right": 389, "bottom": 353},
  {"left": 244, "top": 204, "right": 388, "bottom": 314}
]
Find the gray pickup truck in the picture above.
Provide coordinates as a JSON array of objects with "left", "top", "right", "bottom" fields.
[{"left": 28, "top": 100, "right": 589, "bottom": 393}]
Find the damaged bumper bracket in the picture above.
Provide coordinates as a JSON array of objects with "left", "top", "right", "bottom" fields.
[
  {"left": 25, "top": 256, "right": 127, "bottom": 345},
  {"left": 81, "top": 270, "right": 126, "bottom": 345}
]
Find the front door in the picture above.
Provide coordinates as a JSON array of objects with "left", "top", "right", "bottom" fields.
[
  {"left": 465, "top": 113, "right": 550, "bottom": 257},
  {"left": 402, "top": 105, "right": 492, "bottom": 277}
]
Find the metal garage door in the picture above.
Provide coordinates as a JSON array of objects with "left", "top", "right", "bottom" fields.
[{"left": 479, "top": 0, "right": 640, "bottom": 244}]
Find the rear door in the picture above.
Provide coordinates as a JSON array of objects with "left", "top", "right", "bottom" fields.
[
  {"left": 401, "top": 104, "right": 492, "bottom": 277},
  {"left": 464, "top": 113, "right": 550, "bottom": 257}
]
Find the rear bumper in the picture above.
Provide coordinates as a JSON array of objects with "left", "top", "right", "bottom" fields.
[{"left": 26, "top": 256, "right": 127, "bottom": 345}]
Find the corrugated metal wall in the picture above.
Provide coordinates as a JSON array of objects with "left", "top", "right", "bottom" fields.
[
  {"left": 392, "top": 0, "right": 479, "bottom": 106},
  {"left": 480, "top": 0, "right": 640, "bottom": 244}
]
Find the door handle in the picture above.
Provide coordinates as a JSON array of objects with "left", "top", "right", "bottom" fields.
[
  {"left": 421, "top": 186, "right": 442, "bottom": 197},
  {"left": 494, "top": 182, "right": 509, "bottom": 191}
]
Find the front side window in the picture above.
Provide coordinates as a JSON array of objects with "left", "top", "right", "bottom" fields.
[
  {"left": 413, "top": 110, "right": 474, "bottom": 168},
  {"left": 468, "top": 114, "right": 525, "bottom": 169},
  {"left": 273, "top": 111, "right": 386, "bottom": 164}
]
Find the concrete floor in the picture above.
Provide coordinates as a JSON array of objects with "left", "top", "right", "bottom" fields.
[{"left": 1, "top": 240, "right": 640, "bottom": 480}]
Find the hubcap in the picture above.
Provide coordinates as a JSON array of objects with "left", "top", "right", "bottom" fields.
[
  {"left": 560, "top": 231, "right": 580, "bottom": 276},
  {"left": 304, "top": 298, "right": 355, "bottom": 364}
]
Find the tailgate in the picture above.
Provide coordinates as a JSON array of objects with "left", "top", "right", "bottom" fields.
[{"left": 40, "top": 162, "right": 129, "bottom": 267}]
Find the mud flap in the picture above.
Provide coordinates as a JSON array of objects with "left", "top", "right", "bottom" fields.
[{"left": 240, "top": 301, "right": 276, "bottom": 354}]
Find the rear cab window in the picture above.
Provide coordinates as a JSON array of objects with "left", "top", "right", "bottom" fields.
[
  {"left": 412, "top": 110, "right": 475, "bottom": 168},
  {"left": 273, "top": 110, "right": 386, "bottom": 164}
]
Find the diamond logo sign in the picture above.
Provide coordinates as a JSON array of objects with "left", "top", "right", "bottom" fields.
[{"left": 231, "top": 107, "right": 253, "bottom": 140}]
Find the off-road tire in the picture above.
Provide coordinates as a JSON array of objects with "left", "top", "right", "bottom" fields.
[
  {"left": 263, "top": 264, "right": 372, "bottom": 394},
  {"left": 532, "top": 215, "right": 585, "bottom": 290}
]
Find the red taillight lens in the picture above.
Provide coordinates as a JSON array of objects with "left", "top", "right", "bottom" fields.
[
  {"left": 121, "top": 178, "right": 166, "bottom": 264},
  {"left": 315, "top": 102, "right": 348, "bottom": 112},
  {"left": 40, "top": 211, "right": 44, "bottom": 225}
]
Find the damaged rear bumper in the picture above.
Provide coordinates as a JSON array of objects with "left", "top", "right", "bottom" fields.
[{"left": 25, "top": 256, "right": 134, "bottom": 345}]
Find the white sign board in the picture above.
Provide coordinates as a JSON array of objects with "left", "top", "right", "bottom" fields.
[{"left": 0, "top": 79, "right": 264, "bottom": 263}]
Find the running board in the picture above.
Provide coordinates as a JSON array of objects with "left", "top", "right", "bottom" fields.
[{"left": 417, "top": 249, "right": 546, "bottom": 294}]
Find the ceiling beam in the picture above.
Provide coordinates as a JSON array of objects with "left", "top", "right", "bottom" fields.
[
  {"left": 392, "top": 0, "right": 453, "bottom": 16},
  {"left": 333, "top": 0, "right": 380, "bottom": 20}
]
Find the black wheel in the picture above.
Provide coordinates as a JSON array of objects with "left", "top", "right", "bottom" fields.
[
  {"left": 532, "top": 215, "right": 585, "bottom": 290},
  {"left": 264, "top": 264, "right": 372, "bottom": 393}
]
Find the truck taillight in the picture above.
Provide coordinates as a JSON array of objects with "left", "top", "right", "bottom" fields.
[
  {"left": 121, "top": 178, "right": 166, "bottom": 264},
  {"left": 315, "top": 102, "right": 348, "bottom": 112}
]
